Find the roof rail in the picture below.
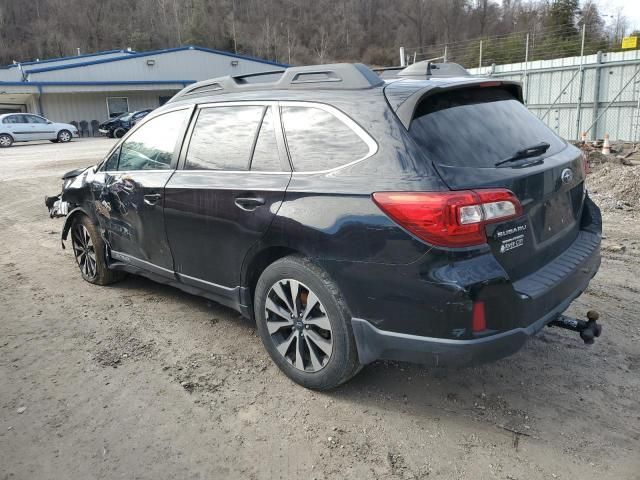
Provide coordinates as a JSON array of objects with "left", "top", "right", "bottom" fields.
[{"left": 169, "top": 63, "right": 384, "bottom": 102}]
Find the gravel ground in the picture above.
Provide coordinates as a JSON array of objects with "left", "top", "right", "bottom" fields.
[{"left": 1, "top": 138, "right": 639, "bottom": 480}]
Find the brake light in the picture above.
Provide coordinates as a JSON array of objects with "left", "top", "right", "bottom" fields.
[
  {"left": 372, "top": 189, "right": 522, "bottom": 248},
  {"left": 472, "top": 301, "right": 487, "bottom": 332}
]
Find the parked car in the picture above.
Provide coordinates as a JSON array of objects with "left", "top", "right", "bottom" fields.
[
  {"left": 98, "top": 109, "right": 153, "bottom": 138},
  {"left": 0, "top": 113, "right": 78, "bottom": 148},
  {"left": 45, "top": 63, "right": 602, "bottom": 390}
]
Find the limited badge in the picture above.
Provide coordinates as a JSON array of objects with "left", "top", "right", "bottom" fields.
[
  {"left": 494, "top": 222, "right": 528, "bottom": 253},
  {"left": 499, "top": 234, "right": 525, "bottom": 253}
]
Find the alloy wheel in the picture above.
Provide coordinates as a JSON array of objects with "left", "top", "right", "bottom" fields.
[
  {"left": 71, "top": 224, "right": 97, "bottom": 280},
  {"left": 265, "top": 279, "right": 333, "bottom": 372}
]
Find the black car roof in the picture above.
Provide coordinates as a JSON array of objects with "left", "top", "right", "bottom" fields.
[
  {"left": 162, "top": 62, "right": 522, "bottom": 130},
  {"left": 168, "top": 63, "right": 385, "bottom": 104}
]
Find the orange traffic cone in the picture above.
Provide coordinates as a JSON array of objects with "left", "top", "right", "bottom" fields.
[{"left": 602, "top": 134, "right": 611, "bottom": 155}]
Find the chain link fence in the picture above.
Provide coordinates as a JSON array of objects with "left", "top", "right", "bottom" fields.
[{"left": 402, "top": 27, "right": 640, "bottom": 142}]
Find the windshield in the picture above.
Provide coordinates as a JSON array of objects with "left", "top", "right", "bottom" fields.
[
  {"left": 120, "top": 113, "right": 133, "bottom": 121},
  {"left": 409, "top": 87, "right": 565, "bottom": 168}
]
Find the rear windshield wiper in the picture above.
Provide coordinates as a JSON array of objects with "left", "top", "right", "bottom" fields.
[{"left": 495, "top": 142, "right": 550, "bottom": 167}]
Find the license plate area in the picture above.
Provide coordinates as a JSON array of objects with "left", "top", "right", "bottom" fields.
[{"left": 529, "top": 189, "right": 578, "bottom": 243}]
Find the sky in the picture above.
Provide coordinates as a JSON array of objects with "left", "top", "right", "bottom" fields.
[{"left": 595, "top": 0, "right": 640, "bottom": 31}]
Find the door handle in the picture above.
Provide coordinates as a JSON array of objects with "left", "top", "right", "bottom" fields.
[
  {"left": 234, "top": 197, "right": 265, "bottom": 211},
  {"left": 143, "top": 193, "right": 162, "bottom": 206}
]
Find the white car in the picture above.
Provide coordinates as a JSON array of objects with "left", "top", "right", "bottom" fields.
[{"left": 0, "top": 113, "right": 79, "bottom": 148}]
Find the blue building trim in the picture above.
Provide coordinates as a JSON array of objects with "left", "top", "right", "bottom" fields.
[
  {"left": 0, "top": 80, "right": 195, "bottom": 87},
  {"left": 24, "top": 46, "right": 287, "bottom": 74},
  {"left": 2, "top": 49, "right": 136, "bottom": 69}
]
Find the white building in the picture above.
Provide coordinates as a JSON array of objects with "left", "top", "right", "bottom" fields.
[{"left": 0, "top": 46, "right": 284, "bottom": 133}]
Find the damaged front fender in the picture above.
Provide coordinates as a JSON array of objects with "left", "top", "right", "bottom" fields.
[
  {"left": 45, "top": 165, "right": 95, "bottom": 248},
  {"left": 60, "top": 207, "right": 92, "bottom": 249}
]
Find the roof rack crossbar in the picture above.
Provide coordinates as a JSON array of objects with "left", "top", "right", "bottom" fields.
[{"left": 170, "top": 63, "right": 384, "bottom": 102}]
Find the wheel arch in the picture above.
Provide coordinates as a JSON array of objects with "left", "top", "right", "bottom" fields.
[
  {"left": 57, "top": 128, "right": 72, "bottom": 139},
  {"left": 61, "top": 207, "right": 95, "bottom": 247},
  {"left": 0, "top": 132, "right": 14, "bottom": 144},
  {"left": 240, "top": 245, "right": 301, "bottom": 320}
]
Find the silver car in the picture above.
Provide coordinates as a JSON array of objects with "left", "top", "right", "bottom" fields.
[{"left": 0, "top": 113, "right": 79, "bottom": 148}]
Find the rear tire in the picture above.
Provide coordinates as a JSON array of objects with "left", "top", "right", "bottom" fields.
[
  {"left": 0, "top": 134, "right": 13, "bottom": 148},
  {"left": 70, "top": 215, "right": 124, "bottom": 285},
  {"left": 57, "top": 129, "right": 72, "bottom": 143},
  {"left": 254, "top": 255, "right": 361, "bottom": 390}
]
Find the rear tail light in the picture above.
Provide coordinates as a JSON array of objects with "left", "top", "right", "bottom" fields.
[{"left": 372, "top": 189, "right": 522, "bottom": 248}]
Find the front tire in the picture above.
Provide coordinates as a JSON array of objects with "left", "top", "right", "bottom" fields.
[
  {"left": 70, "top": 215, "right": 124, "bottom": 285},
  {"left": 0, "top": 133, "right": 13, "bottom": 148},
  {"left": 254, "top": 255, "right": 361, "bottom": 390},
  {"left": 113, "top": 128, "right": 126, "bottom": 139},
  {"left": 57, "top": 129, "right": 72, "bottom": 143}
]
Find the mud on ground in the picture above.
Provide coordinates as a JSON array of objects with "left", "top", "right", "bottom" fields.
[{"left": 1, "top": 139, "right": 639, "bottom": 479}]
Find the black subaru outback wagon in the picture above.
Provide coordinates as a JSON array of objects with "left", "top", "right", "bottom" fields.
[{"left": 46, "top": 62, "right": 602, "bottom": 389}]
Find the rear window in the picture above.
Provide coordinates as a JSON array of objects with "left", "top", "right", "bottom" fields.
[
  {"left": 409, "top": 87, "right": 565, "bottom": 168},
  {"left": 281, "top": 106, "right": 370, "bottom": 172}
]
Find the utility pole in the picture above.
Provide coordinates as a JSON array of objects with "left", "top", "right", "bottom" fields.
[
  {"left": 575, "top": 24, "right": 587, "bottom": 140},
  {"left": 479, "top": 40, "right": 483, "bottom": 69},
  {"left": 524, "top": 34, "right": 530, "bottom": 104}
]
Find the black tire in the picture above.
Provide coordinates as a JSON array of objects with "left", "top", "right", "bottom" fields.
[
  {"left": 70, "top": 214, "right": 124, "bottom": 285},
  {"left": 254, "top": 255, "right": 361, "bottom": 390},
  {"left": 0, "top": 133, "right": 13, "bottom": 148},
  {"left": 57, "top": 129, "right": 72, "bottom": 143},
  {"left": 113, "top": 128, "right": 126, "bottom": 139}
]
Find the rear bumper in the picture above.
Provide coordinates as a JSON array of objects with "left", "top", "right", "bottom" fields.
[
  {"left": 350, "top": 225, "right": 601, "bottom": 367},
  {"left": 352, "top": 274, "right": 591, "bottom": 366}
]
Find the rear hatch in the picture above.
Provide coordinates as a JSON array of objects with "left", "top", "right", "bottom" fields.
[{"left": 397, "top": 83, "right": 585, "bottom": 281}]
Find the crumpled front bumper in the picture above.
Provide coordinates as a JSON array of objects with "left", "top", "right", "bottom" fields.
[{"left": 45, "top": 194, "right": 69, "bottom": 218}]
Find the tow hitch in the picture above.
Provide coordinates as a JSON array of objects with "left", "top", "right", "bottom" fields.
[{"left": 548, "top": 310, "right": 602, "bottom": 344}]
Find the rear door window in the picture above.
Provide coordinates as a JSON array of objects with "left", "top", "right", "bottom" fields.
[
  {"left": 408, "top": 87, "right": 565, "bottom": 168},
  {"left": 3, "top": 115, "right": 26, "bottom": 124},
  {"left": 281, "top": 105, "right": 370, "bottom": 172},
  {"left": 185, "top": 106, "right": 264, "bottom": 171}
]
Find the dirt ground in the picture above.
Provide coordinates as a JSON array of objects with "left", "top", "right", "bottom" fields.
[{"left": 1, "top": 138, "right": 639, "bottom": 480}]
